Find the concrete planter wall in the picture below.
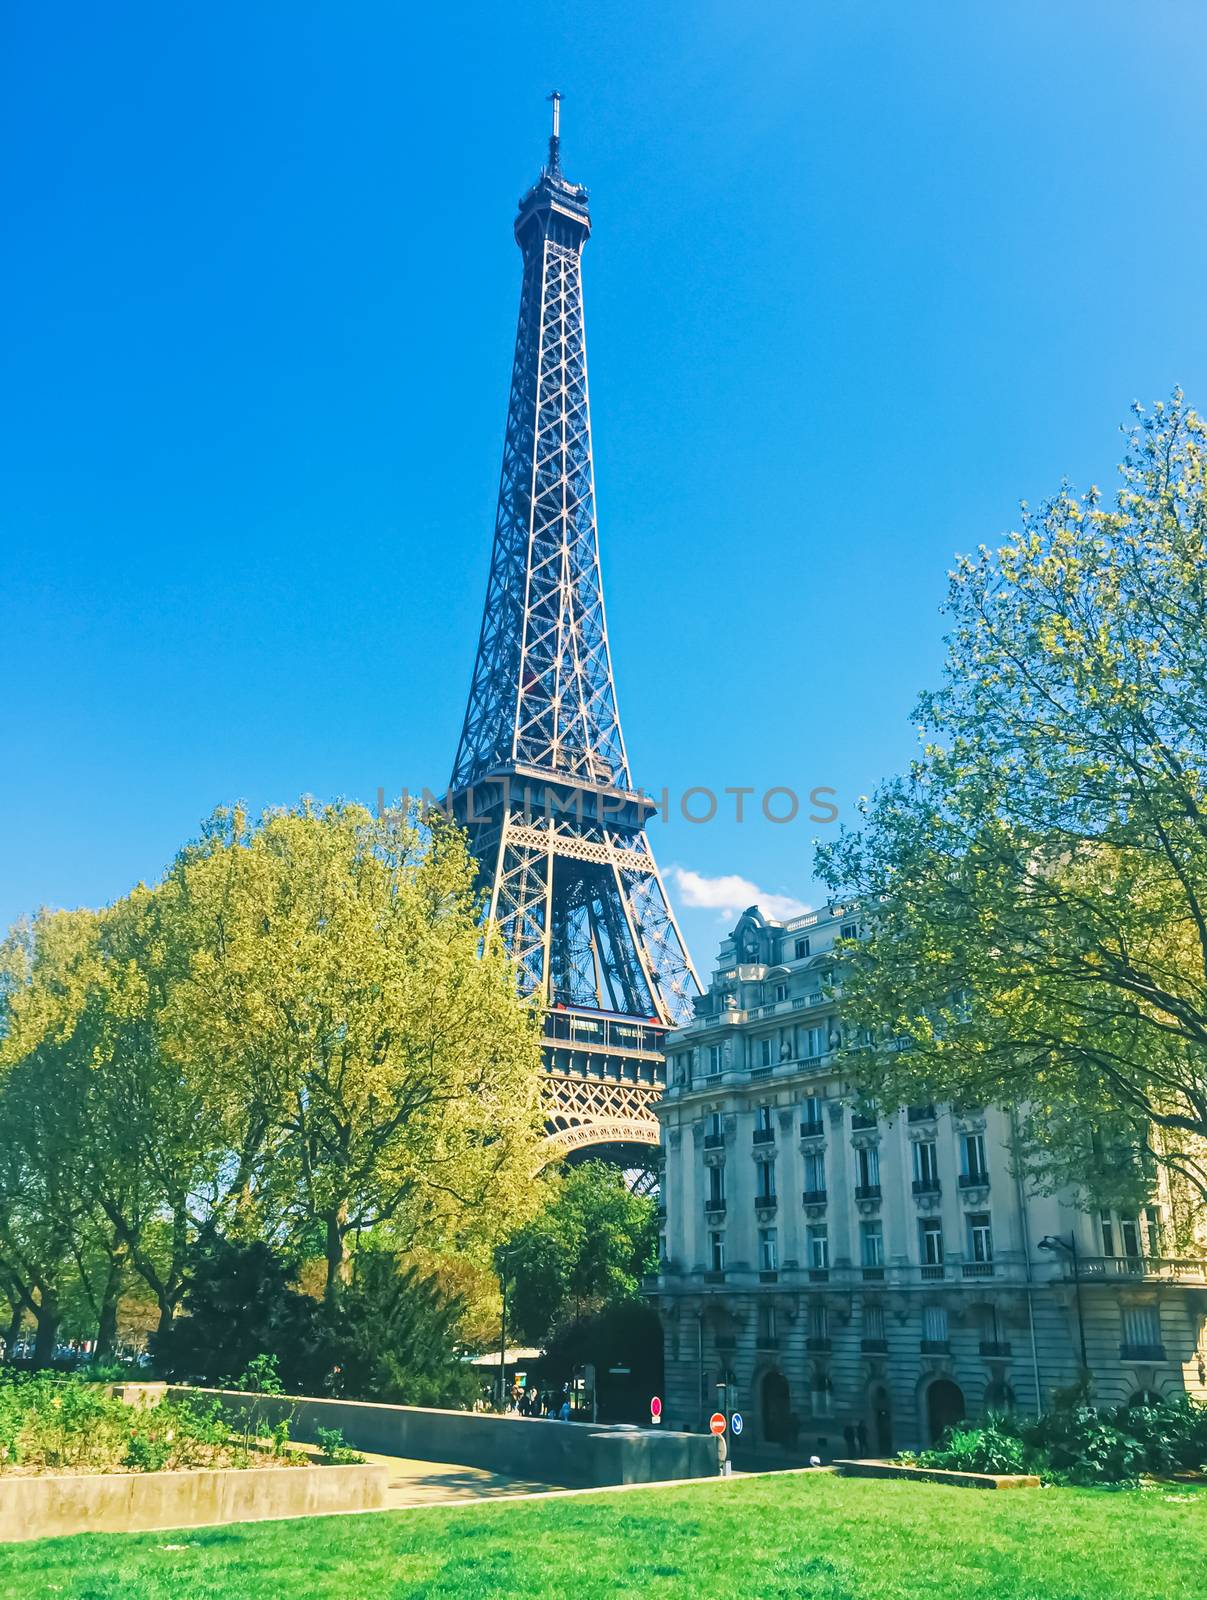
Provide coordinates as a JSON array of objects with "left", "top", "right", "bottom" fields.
[
  {"left": 0, "top": 1461, "right": 387, "bottom": 1543},
  {"left": 185, "top": 1389, "right": 722, "bottom": 1489},
  {"left": 836, "top": 1458, "right": 1040, "bottom": 1489}
]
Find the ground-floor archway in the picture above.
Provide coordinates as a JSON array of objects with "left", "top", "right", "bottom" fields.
[
  {"left": 926, "top": 1378, "right": 966, "bottom": 1444},
  {"left": 761, "top": 1368, "right": 792, "bottom": 1445}
]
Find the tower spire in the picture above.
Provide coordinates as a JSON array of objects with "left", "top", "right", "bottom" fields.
[{"left": 546, "top": 89, "right": 562, "bottom": 176}]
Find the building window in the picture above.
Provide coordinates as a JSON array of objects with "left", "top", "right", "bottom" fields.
[
  {"left": 808, "top": 1301, "right": 828, "bottom": 1341},
  {"left": 840, "top": 921, "right": 858, "bottom": 940},
  {"left": 709, "top": 1231, "right": 725, "bottom": 1273},
  {"left": 864, "top": 1303, "right": 885, "bottom": 1342},
  {"left": 1120, "top": 1216, "right": 1142, "bottom": 1258},
  {"left": 1144, "top": 1207, "right": 1164, "bottom": 1257},
  {"left": 795, "top": 937, "right": 811, "bottom": 959},
  {"left": 801, "top": 1095, "right": 825, "bottom": 1135},
  {"left": 803, "top": 1149, "right": 826, "bottom": 1194},
  {"left": 774, "top": 982, "right": 788, "bottom": 1003},
  {"left": 1101, "top": 1211, "right": 1115, "bottom": 1256},
  {"left": 756, "top": 1104, "right": 773, "bottom": 1133},
  {"left": 759, "top": 1037, "right": 773, "bottom": 1067},
  {"left": 706, "top": 1111, "right": 723, "bottom": 1141},
  {"left": 960, "top": 1132, "right": 988, "bottom": 1181},
  {"left": 708, "top": 1044, "right": 722, "bottom": 1075},
  {"left": 757, "top": 1302, "right": 777, "bottom": 1347},
  {"left": 808, "top": 1225, "right": 829, "bottom": 1270},
  {"left": 851, "top": 1108, "right": 877, "bottom": 1132},
  {"left": 923, "top": 1305, "right": 949, "bottom": 1344},
  {"left": 1121, "top": 1303, "right": 1161, "bottom": 1351},
  {"left": 758, "top": 1227, "right": 778, "bottom": 1271},
  {"left": 707, "top": 1165, "right": 725, "bottom": 1207},
  {"left": 919, "top": 1218, "right": 944, "bottom": 1266},
  {"left": 860, "top": 1220, "right": 884, "bottom": 1268},
  {"left": 856, "top": 1144, "right": 881, "bottom": 1188},
  {"left": 810, "top": 1371, "right": 833, "bottom": 1417},
  {"left": 756, "top": 1162, "right": 777, "bottom": 1203},
  {"left": 967, "top": 1213, "right": 993, "bottom": 1264},
  {"left": 657, "top": 1232, "right": 667, "bottom": 1261},
  {"left": 913, "top": 1140, "right": 939, "bottom": 1186}
]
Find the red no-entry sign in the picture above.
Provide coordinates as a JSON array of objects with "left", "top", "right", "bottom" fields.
[
  {"left": 709, "top": 1412, "right": 727, "bottom": 1435},
  {"left": 650, "top": 1396, "right": 662, "bottom": 1419}
]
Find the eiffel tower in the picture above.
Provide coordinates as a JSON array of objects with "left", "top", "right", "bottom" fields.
[{"left": 450, "top": 95, "right": 699, "bottom": 1162}]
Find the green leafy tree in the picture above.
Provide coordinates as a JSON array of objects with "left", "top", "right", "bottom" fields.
[
  {"left": 153, "top": 1240, "right": 321, "bottom": 1389},
  {"left": 502, "top": 1162, "right": 658, "bottom": 1345},
  {"left": 156, "top": 802, "right": 544, "bottom": 1297},
  {"left": 323, "top": 1250, "right": 478, "bottom": 1409},
  {"left": 818, "top": 395, "right": 1207, "bottom": 1216}
]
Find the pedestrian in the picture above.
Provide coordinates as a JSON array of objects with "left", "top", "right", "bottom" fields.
[
  {"left": 843, "top": 1423, "right": 857, "bottom": 1456},
  {"left": 856, "top": 1420, "right": 869, "bottom": 1455},
  {"left": 559, "top": 1395, "right": 571, "bottom": 1421}
]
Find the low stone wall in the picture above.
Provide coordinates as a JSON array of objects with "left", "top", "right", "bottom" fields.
[
  {"left": 835, "top": 1458, "right": 1041, "bottom": 1490},
  {"left": 0, "top": 1462, "right": 387, "bottom": 1543},
  {"left": 182, "top": 1389, "right": 722, "bottom": 1489}
]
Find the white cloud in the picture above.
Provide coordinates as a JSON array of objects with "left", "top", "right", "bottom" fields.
[{"left": 667, "top": 866, "right": 810, "bottom": 925}]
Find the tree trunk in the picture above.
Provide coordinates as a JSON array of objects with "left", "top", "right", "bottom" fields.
[
  {"left": 324, "top": 1208, "right": 350, "bottom": 1302},
  {"left": 155, "top": 1292, "right": 176, "bottom": 1345},
  {"left": 32, "top": 1287, "right": 60, "bottom": 1369},
  {"left": 4, "top": 1301, "right": 24, "bottom": 1356},
  {"left": 95, "top": 1255, "right": 123, "bottom": 1362}
]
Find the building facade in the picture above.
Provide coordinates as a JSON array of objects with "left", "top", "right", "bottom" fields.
[{"left": 649, "top": 903, "right": 1207, "bottom": 1457}]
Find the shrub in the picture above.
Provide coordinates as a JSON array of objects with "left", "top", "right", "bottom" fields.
[
  {"left": 315, "top": 1426, "right": 365, "bottom": 1466},
  {"left": 905, "top": 1395, "right": 1207, "bottom": 1486},
  {"left": 913, "top": 1419, "right": 1027, "bottom": 1476}
]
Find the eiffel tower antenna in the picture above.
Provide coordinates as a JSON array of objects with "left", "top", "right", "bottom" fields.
[
  {"left": 546, "top": 89, "right": 562, "bottom": 176},
  {"left": 449, "top": 99, "right": 700, "bottom": 1162}
]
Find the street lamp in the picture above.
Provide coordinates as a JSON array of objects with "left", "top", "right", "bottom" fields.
[
  {"left": 1038, "top": 1234, "right": 1088, "bottom": 1372},
  {"left": 495, "top": 1247, "right": 518, "bottom": 1412}
]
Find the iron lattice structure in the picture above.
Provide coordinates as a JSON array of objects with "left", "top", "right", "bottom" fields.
[{"left": 450, "top": 98, "right": 699, "bottom": 1159}]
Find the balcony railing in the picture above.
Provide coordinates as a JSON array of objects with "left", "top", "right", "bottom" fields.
[
  {"left": 704, "top": 1133, "right": 725, "bottom": 1149},
  {"left": 861, "top": 1337, "right": 888, "bottom": 1354},
  {"left": 962, "top": 1261, "right": 995, "bottom": 1278},
  {"left": 755, "top": 1194, "right": 778, "bottom": 1211},
  {"left": 809, "top": 1267, "right": 830, "bottom": 1282},
  {"left": 912, "top": 1178, "right": 941, "bottom": 1196},
  {"left": 802, "top": 1188, "right": 828, "bottom": 1207},
  {"left": 753, "top": 1126, "right": 775, "bottom": 1144},
  {"left": 862, "top": 1265, "right": 885, "bottom": 1281},
  {"left": 1076, "top": 1256, "right": 1207, "bottom": 1283},
  {"left": 959, "top": 1171, "right": 990, "bottom": 1189},
  {"left": 704, "top": 1199, "right": 726, "bottom": 1216},
  {"left": 854, "top": 1184, "right": 882, "bottom": 1201},
  {"left": 805, "top": 1336, "right": 832, "bottom": 1353},
  {"left": 799, "top": 1121, "right": 826, "bottom": 1140},
  {"left": 980, "top": 1341, "right": 1012, "bottom": 1358},
  {"left": 759, "top": 1268, "right": 779, "bottom": 1284},
  {"left": 920, "top": 1263, "right": 946, "bottom": 1281},
  {"left": 921, "top": 1339, "right": 951, "bottom": 1355},
  {"left": 907, "top": 1105, "right": 937, "bottom": 1122},
  {"left": 1120, "top": 1342, "right": 1167, "bottom": 1362}
]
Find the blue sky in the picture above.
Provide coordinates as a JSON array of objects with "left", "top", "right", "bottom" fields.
[{"left": 4, "top": 2, "right": 1206, "bottom": 970}]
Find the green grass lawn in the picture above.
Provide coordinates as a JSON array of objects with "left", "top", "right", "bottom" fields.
[{"left": 0, "top": 1472, "right": 1203, "bottom": 1600}]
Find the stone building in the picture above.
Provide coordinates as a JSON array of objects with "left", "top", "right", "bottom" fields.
[{"left": 648, "top": 903, "right": 1207, "bottom": 1457}]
